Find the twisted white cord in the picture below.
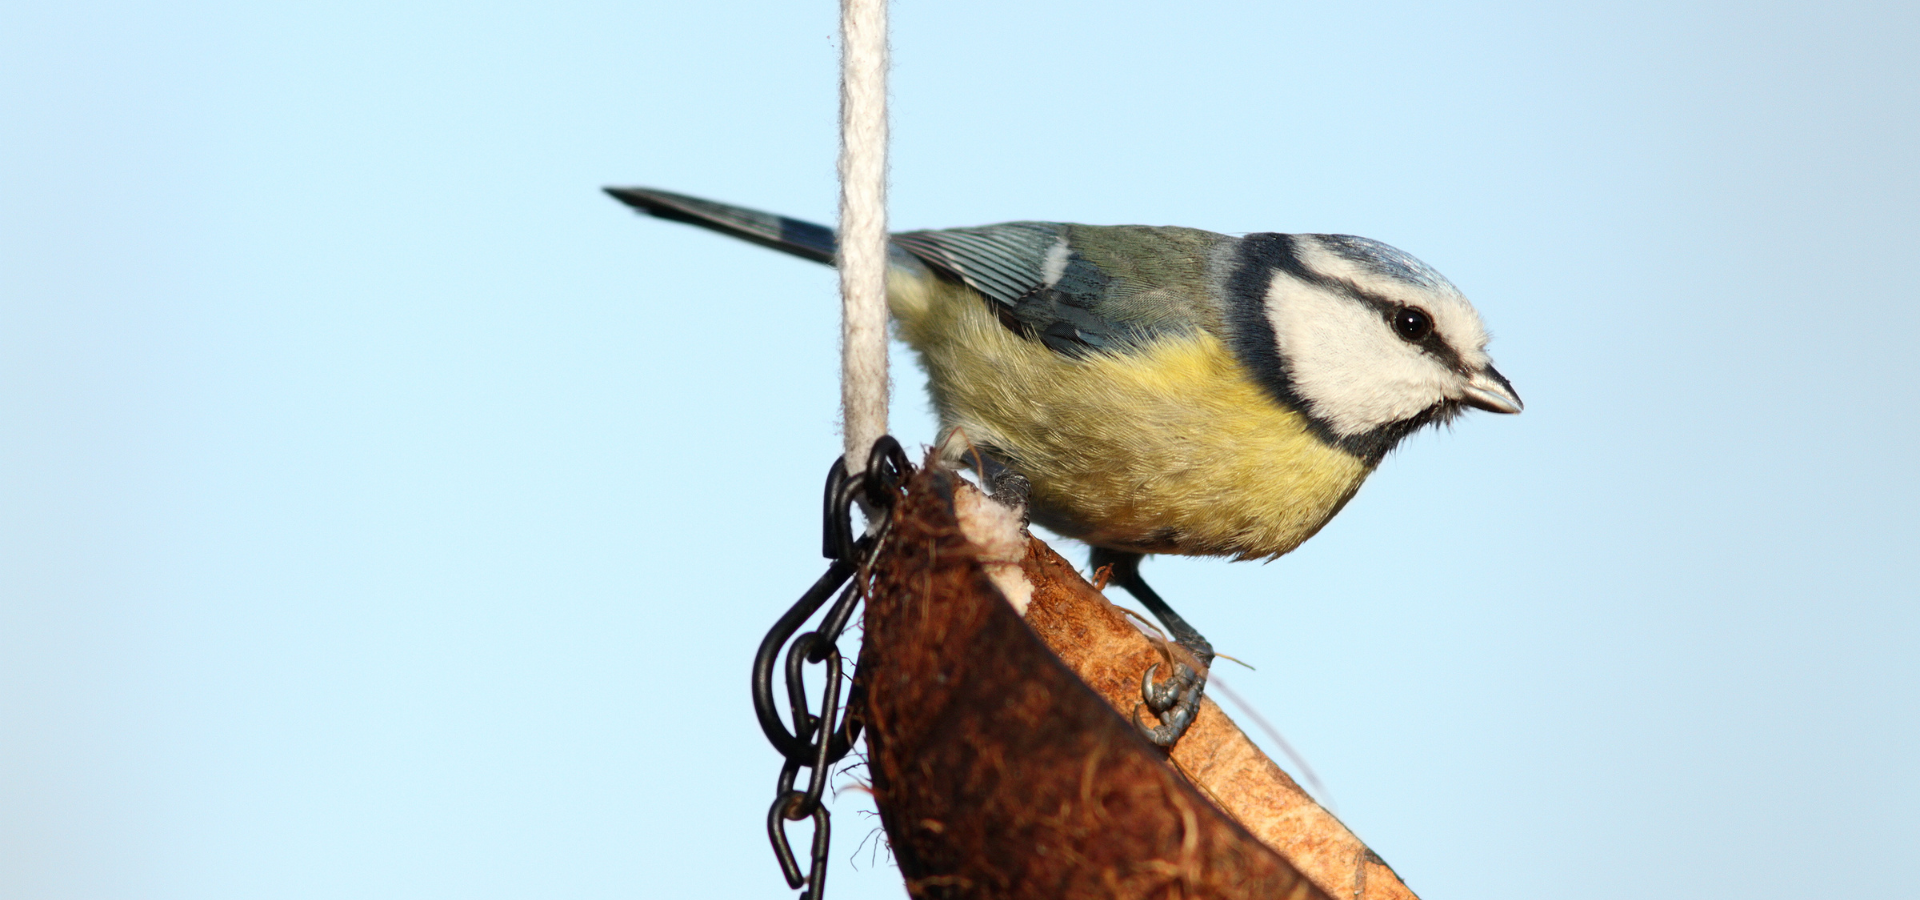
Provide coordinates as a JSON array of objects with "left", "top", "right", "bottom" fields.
[{"left": 838, "top": 0, "right": 889, "bottom": 468}]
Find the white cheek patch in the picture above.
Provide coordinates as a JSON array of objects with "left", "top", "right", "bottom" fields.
[{"left": 1266, "top": 272, "right": 1458, "bottom": 437}]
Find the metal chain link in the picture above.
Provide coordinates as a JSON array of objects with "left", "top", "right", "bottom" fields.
[{"left": 752, "top": 436, "right": 910, "bottom": 899}]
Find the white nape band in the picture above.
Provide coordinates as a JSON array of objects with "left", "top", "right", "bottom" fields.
[{"left": 838, "top": 0, "right": 891, "bottom": 468}]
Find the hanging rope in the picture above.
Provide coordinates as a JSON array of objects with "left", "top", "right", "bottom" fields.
[
  {"left": 747, "top": 6, "right": 897, "bottom": 898},
  {"left": 837, "top": 0, "right": 890, "bottom": 468}
]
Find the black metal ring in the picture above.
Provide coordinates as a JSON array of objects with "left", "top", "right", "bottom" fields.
[{"left": 766, "top": 785, "right": 808, "bottom": 888}]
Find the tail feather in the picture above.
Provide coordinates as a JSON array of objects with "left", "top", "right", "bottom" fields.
[{"left": 604, "top": 187, "right": 838, "bottom": 265}]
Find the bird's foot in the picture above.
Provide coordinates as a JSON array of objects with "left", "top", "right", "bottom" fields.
[
  {"left": 1087, "top": 547, "right": 1212, "bottom": 749},
  {"left": 1134, "top": 646, "right": 1211, "bottom": 748}
]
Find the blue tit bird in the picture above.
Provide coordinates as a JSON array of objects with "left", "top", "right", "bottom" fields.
[{"left": 606, "top": 187, "right": 1521, "bottom": 745}]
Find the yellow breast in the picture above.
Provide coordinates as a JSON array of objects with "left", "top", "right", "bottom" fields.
[{"left": 890, "top": 274, "right": 1375, "bottom": 560}]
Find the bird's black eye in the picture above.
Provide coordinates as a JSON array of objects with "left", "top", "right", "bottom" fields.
[{"left": 1392, "top": 307, "right": 1434, "bottom": 342}]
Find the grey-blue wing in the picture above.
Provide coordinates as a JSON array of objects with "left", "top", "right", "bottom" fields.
[
  {"left": 893, "top": 223, "right": 1113, "bottom": 354},
  {"left": 892, "top": 223, "right": 1229, "bottom": 356}
]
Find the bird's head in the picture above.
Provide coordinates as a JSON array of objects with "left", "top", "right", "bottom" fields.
[{"left": 1228, "top": 232, "right": 1521, "bottom": 462}]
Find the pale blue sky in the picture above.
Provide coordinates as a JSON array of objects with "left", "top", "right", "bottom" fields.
[{"left": 4, "top": 1, "right": 1916, "bottom": 898}]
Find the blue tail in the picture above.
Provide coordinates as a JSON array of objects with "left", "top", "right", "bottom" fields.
[{"left": 604, "top": 187, "right": 838, "bottom": 265}]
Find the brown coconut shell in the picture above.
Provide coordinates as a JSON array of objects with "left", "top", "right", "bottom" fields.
[{"left": 856, "top": 465, "right": 1417, "bottom": 900}]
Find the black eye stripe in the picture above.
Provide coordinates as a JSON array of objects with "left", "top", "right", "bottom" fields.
[
  {"left": 1385, "top": 304, "right": 1466, "bottom": 371},
  {"left": 1303, "top": 278, "right": 1464, "bottom": 369}
]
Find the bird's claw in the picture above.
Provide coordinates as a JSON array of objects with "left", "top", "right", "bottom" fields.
[
  {"left": 1137, "top": 660, "right": 1207, "bottom": 747},
  {"left": 1139, "top": 662, "right": 1185, "bottom": 712}
]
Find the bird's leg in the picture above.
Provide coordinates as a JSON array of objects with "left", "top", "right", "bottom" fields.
[
  {"left": 1089, "top": 548, "right": 1214, "bottom": 748},
  {"left": 934, "top": 428, "right": 1030, "bottom": 527},
  {"left": 987, "top": 471, "right": 1031, "bottom": 527}
]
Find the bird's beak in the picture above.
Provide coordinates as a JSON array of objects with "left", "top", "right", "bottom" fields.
[{"left": 1460, "top": 365, "right": 1523, "bottom": 414}]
